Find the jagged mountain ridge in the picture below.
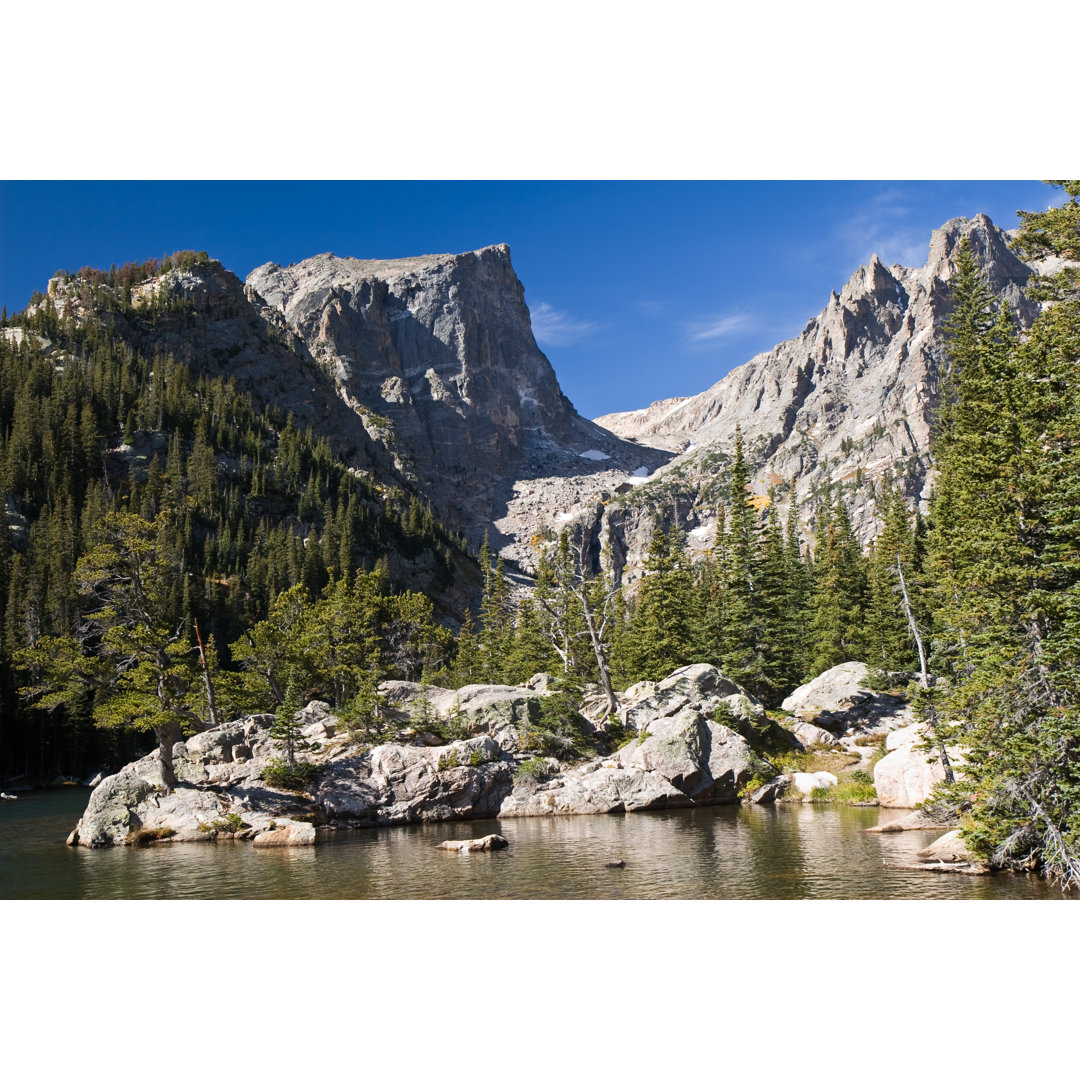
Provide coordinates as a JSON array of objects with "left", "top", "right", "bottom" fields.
[{"left": 585, "top": 214, "right": 1040, "bottom": 579}]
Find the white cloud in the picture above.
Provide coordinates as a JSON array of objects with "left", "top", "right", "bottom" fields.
[
  {"left": 837, "top": 189, "right": 929, "bottom": 268},
  {"left": 530, "top": 301, "right": 601, "bottom": 347},
  {"left": 685, "top": 311, "right": 756, "bottom": 343}
]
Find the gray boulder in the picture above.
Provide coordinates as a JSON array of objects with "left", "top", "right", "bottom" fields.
[
  {"left": 873, "top": 723, "right": 964, "bottom": 808},
  {"left": 781, "top": 662, "right": 913, "bottom": 737},
  {"left": 791, "top": 720, "right": 841, "bottom": 748},
  {"left": 252, "top": 819, "right": 316, "bottom": 848},
  {"left": 501, "top": 674, "right": 758, "bottom": 818},
  {"left": 315, "top": 736, "right": 513, "bottom": 825},
  {"left": 437, "top": 834, "right": 509, "bottom": 853}
]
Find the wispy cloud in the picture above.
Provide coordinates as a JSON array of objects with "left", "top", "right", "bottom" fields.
[
  {"left": 685, "top": 311, "right": 756, "bottom": 344},
  {"left": 530, "top": 301, "right": 601, "bottom": 347},
  {"left": 837, "top": 188, "right": 929, "bottom": 268}
]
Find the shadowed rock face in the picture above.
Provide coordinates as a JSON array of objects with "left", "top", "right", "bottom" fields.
[
  {"left": 247, "top": 246, "right": 669, "bottom": 545},
  {"left": 593, "top": 214, "right": 1039, "bottom": 555}
]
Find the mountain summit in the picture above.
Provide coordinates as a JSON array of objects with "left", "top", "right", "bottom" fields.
[
  {"left": 589, "top": 213, "right": 1038, "bottom": 571},
  {"left": 246, "top": 245, "right": 669, "bottom": 542}
]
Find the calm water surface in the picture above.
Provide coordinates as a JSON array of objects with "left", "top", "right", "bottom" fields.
[{"left": 1, "top": 788, "right": 1072, "bottom": 899}]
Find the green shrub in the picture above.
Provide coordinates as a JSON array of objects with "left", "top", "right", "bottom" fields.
[
  {"left": 260, "top": 757, "right": 318, "bottom": 791},
  {"left": 712, "top": 701, "right": 738, "bottom": 731},
  {"left": 738, "top": 776, "right": 765, "bottom": 798},
  {"left": 514, "top": 757, "right": 553, "bottom": 783},
  {"left": 521, "top": 689, "right": 593, "bottom": 761},
  {"left": 861, "top": 669, "right": 910, "bottom": 693},
  {"left": 599, "top": 719, "right": 637, "bottom": 754},
  {"left": 468, "top": 750, "right": 485, "bottom": 767},
  {"left": 199, "top": 813, "right": 247, "bottom": 834}
]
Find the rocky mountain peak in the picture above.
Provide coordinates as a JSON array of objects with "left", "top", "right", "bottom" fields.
[
  {"left": 246, "top": 245, "right": 669, "bottom": 546},
  {"left": 587, "top": 213, "right": 1043, "bottom": 582}
]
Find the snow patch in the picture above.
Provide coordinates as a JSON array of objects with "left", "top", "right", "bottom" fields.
[
  {"left": 579, "top": 449, "right": 611, "bottom": 461},
  {"left": 689, "top": 524, "right": 711, "bottom": 538},
  {"left": 631, "top": 466, "right": 650, "bottom": 477}
]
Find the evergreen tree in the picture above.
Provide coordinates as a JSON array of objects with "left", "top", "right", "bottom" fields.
[
  {"left": 269, "top": 682, "right": 308, "bottom": 767},
  {"left": 808, "top": 489, "right": 867, "bottom": 674},
  {"left": 865, "top": 485, "right": 920, "bottom": 674},
  {"left": 621, "top": 521, "right": 696, "bottom": 682},
  {"left": 926, "top": 202, "right": 1080, "bottom": 886}
]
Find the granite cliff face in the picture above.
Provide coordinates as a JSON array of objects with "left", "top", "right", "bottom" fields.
[
  {"left": 589, "top": 214, "right": 1039, "bottom": 573},
  {"left": 246, "top": 247, "right": 670, "bottom": 547}
]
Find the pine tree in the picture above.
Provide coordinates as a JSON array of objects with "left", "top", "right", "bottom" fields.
[
  {"left": 865, "top": 485, "right": 920, "bottom": 674},
  {"left": 926, "top": 203, "right": 1080, "bottom": 886},
  {"left": 622, "top": 521, "right": 696, "bottom": 682},
  {"left": 808, "top": 489, "right": 867, "bottom": 675},
  {"left": 269, "top": 682, "right": 308, "bottom": 767}
]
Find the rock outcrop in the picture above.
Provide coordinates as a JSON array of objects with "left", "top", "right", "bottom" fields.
[
  {"left": 68, "top": 664, "right": 771, "bottom": 846},
  {"left": 246, "top": 247, "right": 669, "bottom": 550},
  {"left": 873, "top": 722, "right": 964, "bottom": 808}
]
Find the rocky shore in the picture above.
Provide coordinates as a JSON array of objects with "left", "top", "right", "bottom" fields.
[{"left": 66, "top": 662, "right": 980, "bottom": 870}]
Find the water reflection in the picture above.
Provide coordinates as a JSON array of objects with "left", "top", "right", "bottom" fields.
[{"left": 2, "top": 789, "right": 1072, "bottom": 900}]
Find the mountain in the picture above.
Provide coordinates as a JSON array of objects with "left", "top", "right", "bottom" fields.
[
  {"left": 580, "top": 213, "right": 1040, "bottom": 582},
  {"left": 246, "top": 246, "right": 671, "bottom": 549},
  {"left": 5, "top": 215, "right": 1043, "bottom": 590}
]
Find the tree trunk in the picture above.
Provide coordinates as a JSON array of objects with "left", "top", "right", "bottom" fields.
[
  {"left": 193, "top": 618, "right": 221, "bottom": 727},
  {"left": 578, "top": 588, "right": 618, "bottom": 720},
  {"left": 156, "top": 719, "right": 182, "bottom": 791},
  {"left": 896, "top": 557, "right": 955, "bottom": 784}
]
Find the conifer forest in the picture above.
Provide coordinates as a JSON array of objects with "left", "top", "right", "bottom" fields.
[{"left": 2, "top": 183, "right": 1078, "bottom": 888}]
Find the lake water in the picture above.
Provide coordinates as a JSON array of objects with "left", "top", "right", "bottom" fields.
[{"left": 1, "top": 788, "right": 1072, "bottom": 900}]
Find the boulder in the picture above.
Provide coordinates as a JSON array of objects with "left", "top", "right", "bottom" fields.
[
  {"left": 748, "top": 774, "right": 790, "bottom": 804},
  {"left": 501, "top": 692, "right": 756, "bottom": 818},
  {"left": 873, "top": 722, "right": 963, "bottom": 808},
  {"left": 252, "top": 819, "right": 316, "bottom": 848},
  {"left": 905, "top": 829, "right": 989, "bottom": 874},
  {"left": 791, "top": 720, "right": 840, "bottom": 748},
  {"left": 437, "top": 834, "right": 508, "bottom": 853},
  {"left": 916, "top": 830, "right": 978, "bottom": 864},
  {"left": 624, "top": 664, "right": 761, "bottom": 732},
  {"left": 316, "top": 736, "right": 513, "bottom": 825},
  {"left": 791, "top": 771, "right": 838, "bottom": 796},
  {"left": 781, "top": 662, "right": 913, "bottom": 737},
  {"left": 75, "top": 770, "right": 157, "bottom": 848}
]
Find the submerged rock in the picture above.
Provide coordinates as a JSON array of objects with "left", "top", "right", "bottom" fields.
[{"left": 437, "top": 834, "right": 509, "bottom": 853}]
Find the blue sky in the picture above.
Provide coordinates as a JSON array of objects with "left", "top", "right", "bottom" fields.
[{"left": 0, "top": 180, "right": 1059, "bottom": 418}]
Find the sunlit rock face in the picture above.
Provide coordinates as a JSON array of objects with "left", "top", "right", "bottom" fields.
[
  {"left": 248, "top": 246, "right": 669, "bottom": 549},
  {"left": 594, "top": 214, "right": 1038, "bottom": 559}
]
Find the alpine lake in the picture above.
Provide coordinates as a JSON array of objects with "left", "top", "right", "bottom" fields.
[{"left": 1, "top": 786, "right": 1073, "bottom": 900}]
